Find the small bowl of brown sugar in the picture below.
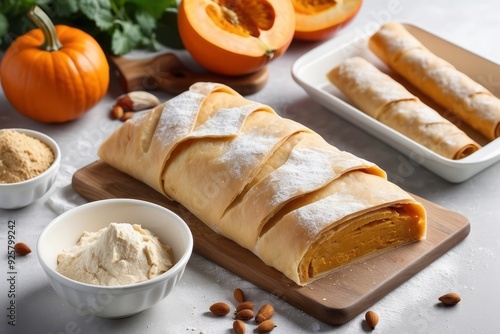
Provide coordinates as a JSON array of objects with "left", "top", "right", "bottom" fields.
[{"left": 0, "top": 128, "right": 61, "bottom": 209}]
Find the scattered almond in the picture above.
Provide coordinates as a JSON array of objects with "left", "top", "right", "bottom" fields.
[
  {"left": 121, "top": 111, "right": 134, "bottom": 122},
  {"left": 438, "top": 292, "right": 461, "bottom": 306},
  {"left": 255, "top": 304, "right": 274, "bottom": 323},
  {"left": 14, "top": 242, "right": 31, "bottom": 256},
  {"left": 111, "top": 105, "right": 124, "bottom": 119},
  {"left": 114, "top": 91, "right": 160, "bottom": 111},
  {"left": 234, "top": 288, "right": 245, "bottom": 303},
  {"left": 233, "top": 319, "right": 246, "bottom": 334},
  {"left": 257, "top": 319, "right": 276, "bottom": 333},
  {"left": 236, "top": 301, "right": 255, "bottom": 312},
  {"left": 209, "top": 302, "right": 230, "bottom": 316},
  {"left": 208, "top": 291, "right": 277, "bottom": 332},
  {"left": 235, "top": 309, "right": 254, "bottom": 321},
  {"left": 365, "top": 310, "right": 379, "bottom": 329}
]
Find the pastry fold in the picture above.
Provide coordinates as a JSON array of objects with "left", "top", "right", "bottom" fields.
[
  {"left": 328, "top": 57, "right": 480, "bottom": 159},
  {"left": 98, "top": 82, "right": 426, "bottom": 286},
  {"left": 369, "top": 21, "right": 500, "bottom": 141}
]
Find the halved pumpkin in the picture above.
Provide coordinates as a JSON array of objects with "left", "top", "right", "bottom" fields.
[
  {"left": 293, "top": 0, "right": 362, "bottom": 41},
  {"left": 178, "top": 0, "right": 296, "bottom": 76}
]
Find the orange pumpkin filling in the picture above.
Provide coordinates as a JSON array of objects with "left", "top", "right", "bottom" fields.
[
  {"left": 292, "top": 0, "right": 362, "bottom": 41},
  {"left": 293, "top": 0, "right": 338, "bottom": 15},
  {"left": 206, "top": 0, "right": 275, "bottom": 38}
]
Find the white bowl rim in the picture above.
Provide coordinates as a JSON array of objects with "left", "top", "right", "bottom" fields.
[
  {"left": 0, "top": 128, "right": 61, "bottom": 187},
  {"left": 37, "top": 198, "right": 194, "bottom": 291}
]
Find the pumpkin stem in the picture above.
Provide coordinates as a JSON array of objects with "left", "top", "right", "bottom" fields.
[{"left": 28, "top": 5, "right": 62, "bottom": 52}]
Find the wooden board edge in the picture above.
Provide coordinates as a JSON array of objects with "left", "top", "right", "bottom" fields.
[{"left": 332, "top": 219, "right": 470, "bottom": 324}]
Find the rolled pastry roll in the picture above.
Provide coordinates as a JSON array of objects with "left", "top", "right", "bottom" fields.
[
  {"left": 369, "top": 21, "right": 500, "bottom": 141},
  {"left": 98, "top": 82, "right": 426, "bottom": 286},
  {"left": 328, "top": 57, "right": 480, "bottom": 160}
]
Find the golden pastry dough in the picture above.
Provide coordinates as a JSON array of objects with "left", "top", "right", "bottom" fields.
[
  {"left": 98, "top": 82, "right": 426, "bottom": 286},
  {"left": 328, "top": 57, "right": 480, "bottom": 159},
  {"left": 369, "top": 21, "right": 500, "bottom": 141}
]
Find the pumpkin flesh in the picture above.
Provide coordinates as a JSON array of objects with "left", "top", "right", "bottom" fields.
[
  {"left": 293, "top": 0, "right": 362, "bottom": 41},
  {"left": 178, "top": 0, "right": 295, "bottom": 75}
]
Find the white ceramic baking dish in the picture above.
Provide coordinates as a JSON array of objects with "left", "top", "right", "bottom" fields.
[{"left": 292, "top": 22, "right": 500, "bottom": 183}]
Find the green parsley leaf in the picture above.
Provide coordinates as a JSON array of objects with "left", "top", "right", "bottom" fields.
[
  {"left": 0, "top": 14, "right": 8, "bottom": 39},
  {"left": 124, "top": 0, "right": 178, "bottom": 19},
  {"left": 111, "top": 20, "right": 141, "bottom": 54},
  {"left": 78, "top": 0, "right": 112, "bottom": 24},
  {"left": 135, "top": 9, "right": 156, "bottom": 34},
  {"left": 45, "top": 0, "right": 79, "bottom": 17},
  {"left": 0, "top": 0, "right": 180, "bottom": 54}
]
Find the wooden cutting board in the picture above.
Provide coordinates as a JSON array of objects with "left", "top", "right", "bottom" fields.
[
  {"left": 109, "top": 54, "right": 268, "bottom": 96},
  {"left": 72, "top": 160, "right": 470, "bottom": 325}
]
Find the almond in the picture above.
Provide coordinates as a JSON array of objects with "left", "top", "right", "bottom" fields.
[
  {"left": 120, "top": 111, "right": 134, "bottom": 122},
  {"left": 114, "top": 91, "right": 160, "bottom": 111},
  {"left": 234, "top": 288, "right": 245, "bottom": 303},
  {"left": 255, "top": 304, "right": 274, "bottom": 323},
  {"left": 111, "top": 105, "right": 124, "bottom": 119},
  {"left": 257, "top": 319, "right": 276, "bottom": 333},
  {"left": 438, "top": 292, "right": 461, "bottom": 306},
  {"left": 365, "top": 310, "right": 379, "bottom": 329},
  {"left": 209, "top": 302, "right": 230, "bottom": 316},
  {"left": 235, "top": 309, "right": 254, "bottom": 321},
  {"left": 236, "top": 301, "right": 254, "bottom": 312},
  {"left": 14, "top": 242, "right": 31, "bottom": 256},
  {"left": 232, "top": 319, "right": 246, "bottom": 334}
]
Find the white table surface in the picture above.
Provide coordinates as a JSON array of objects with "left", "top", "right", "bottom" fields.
[{"left": 1, "top": 1, "right": 499, "bottom": 333}]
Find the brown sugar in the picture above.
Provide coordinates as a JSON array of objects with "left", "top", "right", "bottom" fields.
[{"left": 0, "top": 130, "right": 55, "bottom": 183}]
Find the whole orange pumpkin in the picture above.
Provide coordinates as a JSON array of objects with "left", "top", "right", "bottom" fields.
[{"left": 0, "top": 6, "right": 109, "bottom": 123}]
